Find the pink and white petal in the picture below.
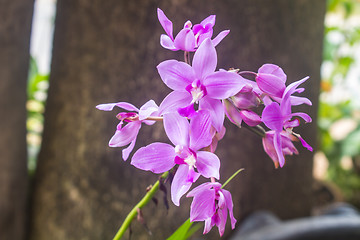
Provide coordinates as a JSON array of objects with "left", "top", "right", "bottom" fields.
[
  {"left": 258, "top": 64, "right": 287, "bottom": 82},
  {"left": 189, "top": 110, "right": 212, "bottom": 151},
  {"left": 203, "top": 217, "right": 215, "bottom": 234},
  {"left": 222, "top": 189, "right": 237, "bottom": 229},
  {"left": 192, "top": 38, "right": 217, "bottom": 79},
  {"left": 138, "top": 100, "right": 159, "bottom": 120},
  {"left": 200, "top": 97, "right": 224, "bottom": 132},
  {"left": 122, "top": 137, "right": 137, "bottom": 161},
  {"left": 159, "top": 91, "right": 192, "bottom": 115},
  {"left": 163, "top": 112, "right": 189, "bottom": 147},
  {"left": 96, "top": 102, "right": 139, "bottom": 112},
  {"left": 174, "top": 28, "right": 196, "bottom": 52},
  {"left": 109, "top": 121, "right": 141, "bottom": 147},
  {"left": 200, "top": 15, "right": 216, "bottom": 27},
  {"left": 262, "top": 102, "right": 283, "bottom": 132},
  {"left": 131, "top": 142, "right": 176, "bottom": 173},
  {"left": 216, "top": 206, "right": 228, "bottom": 237},
  {"left": 223, "top": 100, "right": 243, "bottom": 127},
  {"left": 187, "top": 182, "right": 212, "bottom": 197},
  {"left": 160, "top": 34, "right": 177, "bottom": 50},
  {"left": 157, "top": 8, "right": 173, "bottom": 39},
  {"left": 256, "top": 73, "right": 286, "bottom": 98},
  {"left": 204, "top": 71, "right": 245, "bottom": 99},
  {"left": 212, "top": 30, "right": 230, "bottom": 47},
  {"left": 171, "top": 165, "right": 197, "bottom": 206},
  {"left": 157, "top": 60, "right": 195, "bottom": 91},
  {"left": 196, "top": 151, "right": 220, "bottom": 179},
  {"left": 189, "top": 188, "right": 216, "bottom": 221}
]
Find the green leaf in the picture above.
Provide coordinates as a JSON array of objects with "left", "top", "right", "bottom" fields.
[{"left": 167, "top": 219, "right": 200, "bottom": 240}]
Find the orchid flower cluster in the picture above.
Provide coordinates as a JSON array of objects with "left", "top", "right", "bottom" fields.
[{"left": 97, "top": 8, "right": 313, "bottom": 237}]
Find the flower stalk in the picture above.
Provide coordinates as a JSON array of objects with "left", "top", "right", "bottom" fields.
[{"left": 113, "top": 171, "right": 169, "bottom": 240}]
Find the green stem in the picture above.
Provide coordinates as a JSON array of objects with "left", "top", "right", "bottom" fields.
[
  {"left": 221, "top": 168, "right": 244, "bottom": 189},
  {"left": 113, "top": 171, "right": 169, "bottom": 240}
]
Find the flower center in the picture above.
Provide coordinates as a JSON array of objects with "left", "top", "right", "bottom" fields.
[
  {"left": 184, "top": 154, "right": 196, "bottom": 168},
  {"left": 186, "top": 80, "right": 207, "bottom": 104}
]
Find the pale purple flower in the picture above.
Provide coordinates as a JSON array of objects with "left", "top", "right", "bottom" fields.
[
  {"left": 223, "top": 99, "right": 262, "bottom": 127},
  {"left": 255, "top": 64, "right": 287, "bottom": 100},
  {"left": 157, "top": 38, "right": 245, "bottom": 131},
  {"left": 157, "top": 8, "right": 230, "bottom": 52},
  {"left": 187, "top": 182, "right": 236, "bottom": 236},
  {"left": 261, "top": 77, "right": 313, "bottom": 167},
  {"left": 96, "top": 100, "right": 159, "bottom": 161},
  {"left": 131, "top": 110, "right": 220, "bottom": 206}
]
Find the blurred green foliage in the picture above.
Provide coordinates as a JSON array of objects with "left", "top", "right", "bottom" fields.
[
  {"left": 27, "top": 56, "right": 49, "bottom": 174},
  {"left": 318, "top": 0, "right": 360, "bottom": 206}
]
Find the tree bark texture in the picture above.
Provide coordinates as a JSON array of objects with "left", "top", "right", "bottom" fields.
[
  {"left": 0, "top": 0, "right": 34, "bottom": 239},
  {"left": 30, "top": 0, "right": 326, "bottom": 239}
]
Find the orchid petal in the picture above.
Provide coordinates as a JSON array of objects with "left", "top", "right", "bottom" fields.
[
  {"left": 274, "top": 132, "right": 285, "bottom": 168},
  {"left": 96, "top": 102, "right": 139, "bottom": 112},
  {"left": 174, "top": 28, "right": 196, "bottom": 52},
  {"left": 163, "top": 112, "right": 189, "bottom": 147},
  {"left": 223, "top": 100, "right": 243, "bottom": 127},
  {"left": 212, "top": 30, "right": 230, "bottom": 47},
  {"left": 157, "top": 60, "right": 195, "bottom": 91},
  {"left": 262, "top": 102, "right": 283, "bottom": 132},
  {"left": 160, "top": 34, "right": 177, "bottom": 50},
  {"left": 192, "top": 38, "right": 217, "bottom": 79},
  {"left": 109, "top": 121, "right": 141, "bottom": 147},
  {"left": 171, "top": 165, "right": 199, "bottom": 206},
  {"left": 189, "top": 186, "right": 216, "bottom": 221},
  {"left": 239, "top": 109, "right": 261, "bottom": 126},
  {"left": 196, "top": 151, "right": 220, "bottom": 179},
  {"left": 256, "top": 73, "right": 286, "bottom": 98},
  {"left": 200, "top": 15, "right": 216, "bottom": 27},
  {"left": 258, "top": 64, "right": 287, "bottom": 82},
  {"left": 122, "top": 137, "right": 137, "bottom": 161},
  {"left": 157, "top": 8, "right": 173, "bottom": 40},
  {"left": 204, "top": 71, "right": 244, "bottom": 99},
  {"left": 189, "top": 110, "right": 212, "bottom": 151},
  {"left": 291, "top": 112, "right": 312, "bottom": 123},
  {"left": 159, "top": 91, "right": 192, "bottom": 115},
  {"left": 131, "top": 142, "right": 176, "bottom": 173},
  {"left": 138, "top": 100, "right": 159, "bottom": 120},
  {"left": 222, "top": 189, "right": 237, "bottom": 229},
  {"left": 200, "top": 97, "right": 224, "bottom": 132},
  {"left": 290, "top": 96, "right": 312, "bottom": 106}
]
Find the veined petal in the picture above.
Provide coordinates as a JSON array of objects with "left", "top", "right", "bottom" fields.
[
  {"left": 160, "top": 34, "right": 177, "bottom": 50},
  {"left": 171, "top": 165, "right": 199, "bottom": 206},
  {"left": 274, "top": 132, "right": 285, "bottom": 168},
  {"left": 223, "top": 99, "right": 243, "bottom": 127},
  {"left": 138, "top": 100, "right": 159, "bottom": 120},
  {"left": 192, "top": 38, "right": 217, "bottom": 79},
  {"left": 200, "top": 15, "right": 216, "bottom": 27},
  {"left": 131, "top": 142, "right": 176, "bottom": 173},
  {"left": 109, "top": 121, "right": 141, "bottom": 147},
  {"left": 290, "top": 112, "right": 312, "bottom": 123},
  {"left": 157, "top": 8, "right": 173, "bottom": 40},
  {"left": 239, "top": 109, "right": 261, "bottom": 126},
  {"left": 196, "top": 151, "right": 220, "bottom": 179},
  {"left": 222, "top": 189, "right": 237, "bottom": 229},
  {"left": 159, "top": 91, "right": 192, "bottom": 115},
  {"left": 256, "top": 73, "right": 286, "bottom": 98},
  {"left": 258, "top": 64, "right": 287, "bottom": 82},
  {"left": 157, "top": 60, "right": 195, "bottom": 91},
  {"left": 262, "top": 102, "right": 283, "bottom": 132},
  {"left": 212, "top": 30, "right": 230, "bottom": 47},
  {"left": 163, "top": 112, "right": 189, "bottom": 147},
  {"left": 189, "top": 186, "right": 216, "bottom": 221},
  {"left": 96, "top": 102, "right": 139, "bottom": 112},
  {"left": 174, "top": 28, "right": 196, "bottom": 52},
  {"left": 189, "top": 110, "right": 212, "bottom": 151},
  {"left": 122, "top": 137, "right": 137, "bottom": 161},
  {"left": 204, "top": 71, "right": 245, "bottom": 99},
  {"left": 290, "top": 96, "right": 312, "bottom": 106},
  {"left": 200, "top": 97, "right": 224, "bottom": 132}
]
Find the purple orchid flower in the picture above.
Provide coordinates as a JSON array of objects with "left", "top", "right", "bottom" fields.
[
  {"left": 187, "top": 182, "right": 236, "bottom": 236},
  {"left": 261, "top": 77, "right": 313, "bottom": 167},
  {"left": 131, "top": 110, "right": 220, "bottom": 206},
  {"left": 157, "top": 38, "right": 245, "bottom": 131},
  {"left": 96, "top": 100, "right": 160, "bottom": 161},
  {"left": 262, "top": 131, "right": 299, "bottom": 168},
  {"left": 157, "top": 8, "right": 230, "bottom": 52}
]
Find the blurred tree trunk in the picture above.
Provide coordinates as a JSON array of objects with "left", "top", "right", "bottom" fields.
[
  {"left": 30, "top": 0, "right": 326, "bottom": 239},
  {"left": 0, "top": 0, "right": 34, "bottom": 239}
]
